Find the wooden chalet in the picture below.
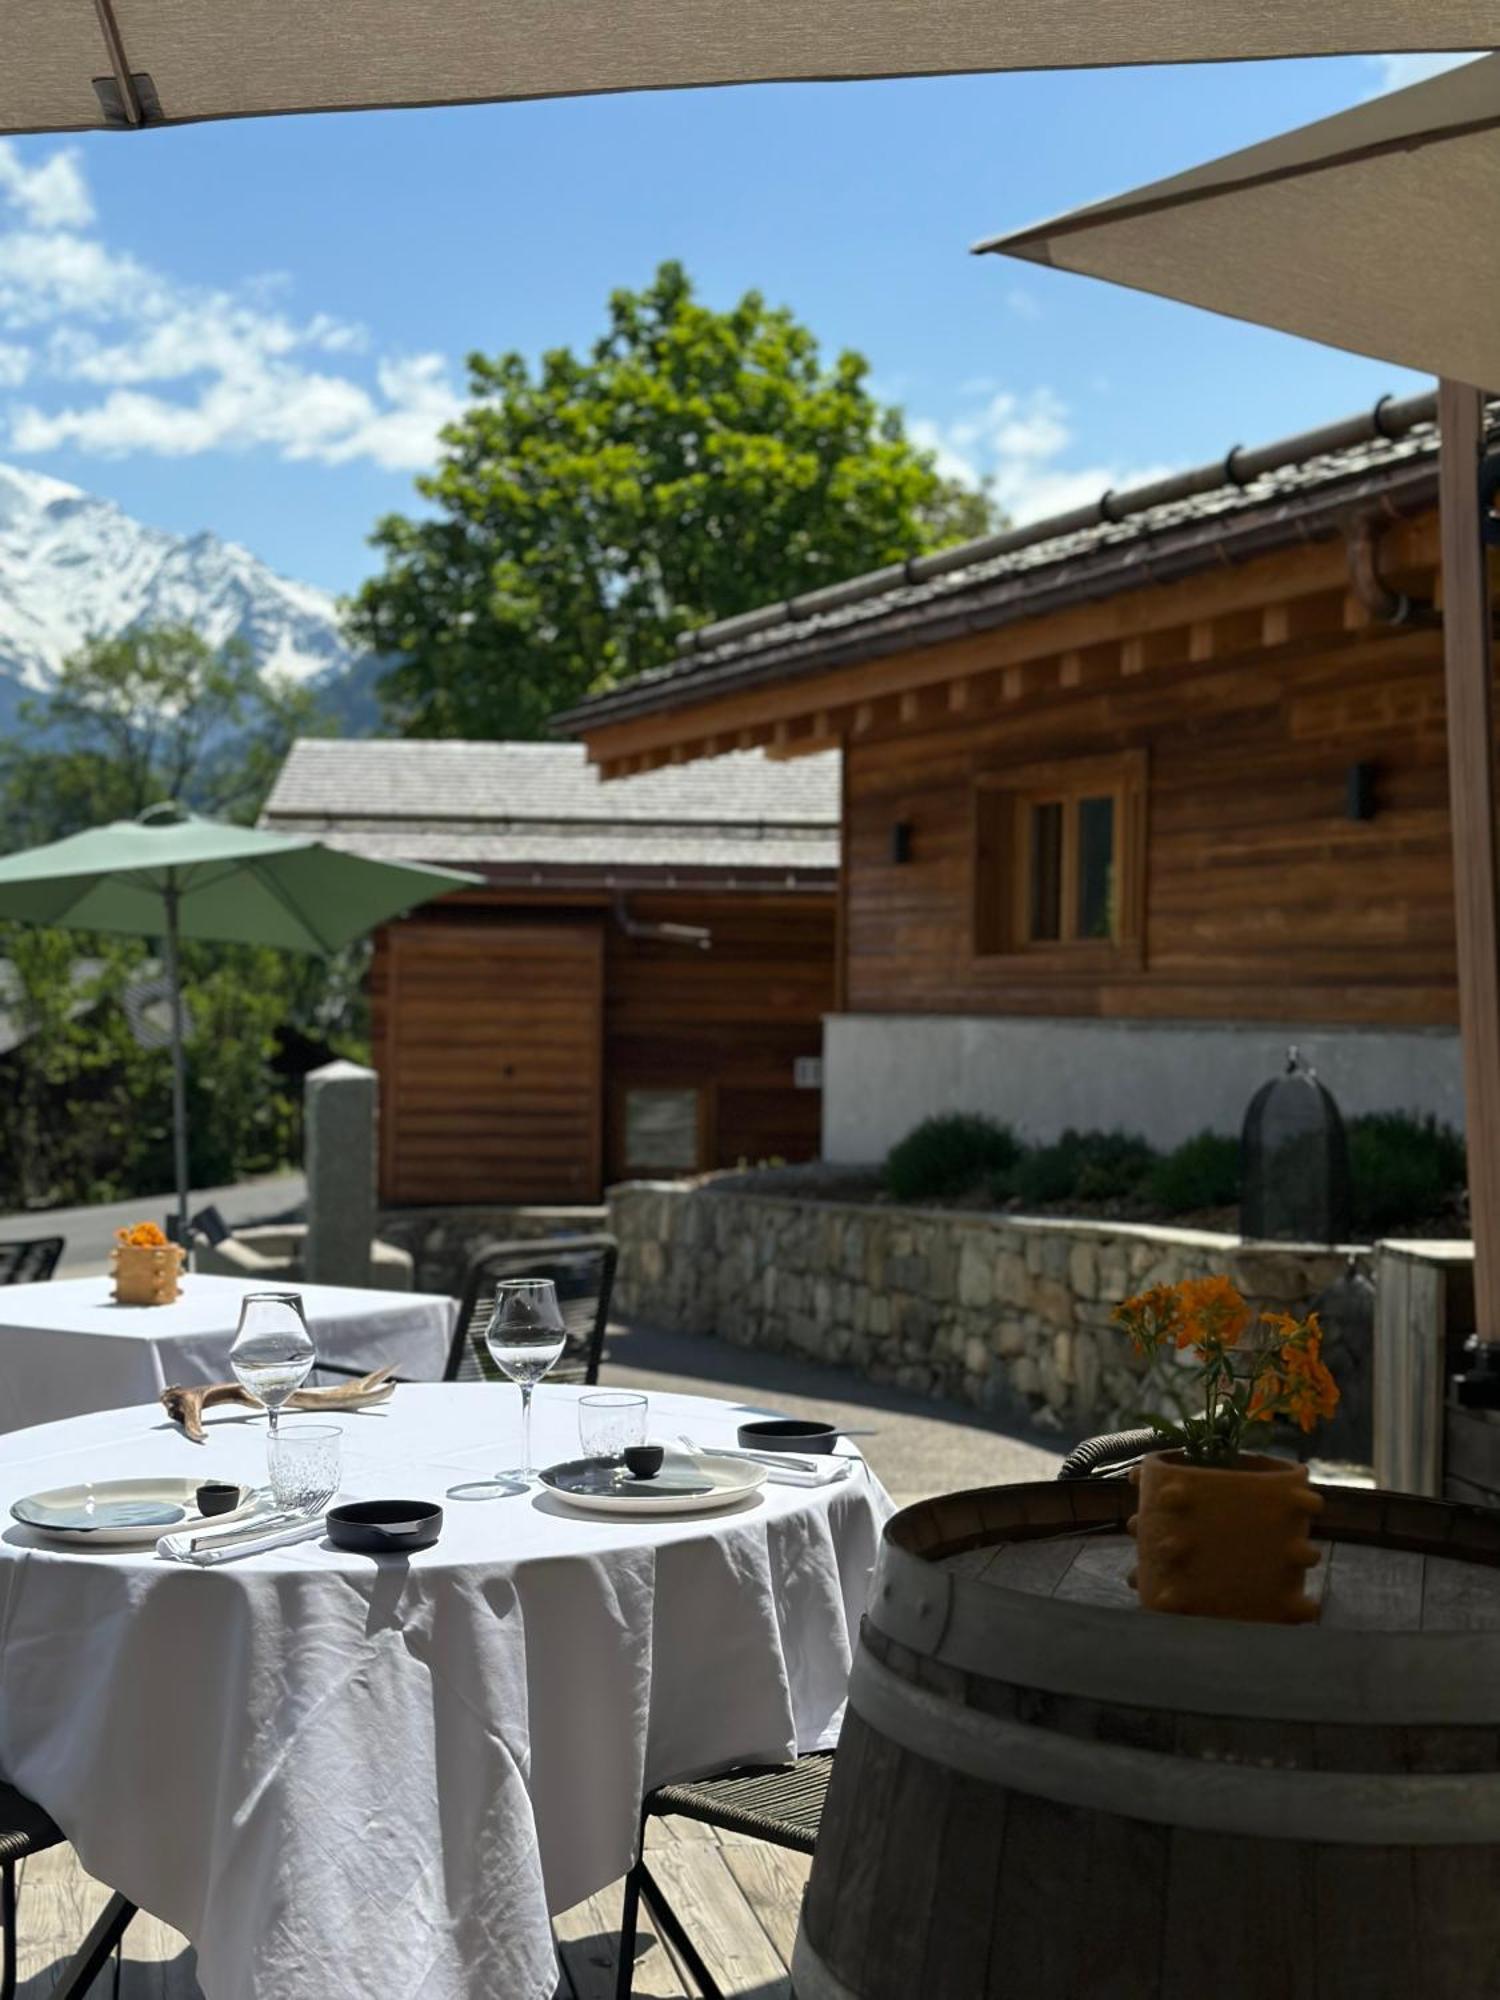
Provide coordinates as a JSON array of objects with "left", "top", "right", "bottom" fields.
[
  {"left": 261, "top": 741, "right": 837, "bottom": 1203},
  {"left": 559, "top": 391, "right": 1500, "bottom": 1161}
]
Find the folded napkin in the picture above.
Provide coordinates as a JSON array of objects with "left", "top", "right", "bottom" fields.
[
  {"left": 160, "top": 1368, "right": 396, "bottom": 1443},
  {"left": 158, "top": 1511, "right": 326, "bottom": 1566},
  {"left": 688, "top": 1442, "right": 856, "bottom": 1488}
]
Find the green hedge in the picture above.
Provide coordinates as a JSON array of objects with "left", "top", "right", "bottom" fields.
[{"left": 880, "top": 1108, "right": 1465, "bottom": 1233}]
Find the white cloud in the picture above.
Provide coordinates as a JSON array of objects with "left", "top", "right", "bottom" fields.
[
  {"left": 0, "top": 145, "right": 462, "bottom": 474},
  {"left": 1005, "top": 288, "right": 1042, "bottom": 322},
  {"left": 913, "top": 383, "right": 1176, "bottom": 526},
  {"left": 1365, "top": 51, "right": 1486, "bottom": 94},
  {"left": 0, "top": 144, "right": 93, "bottom": 229}
]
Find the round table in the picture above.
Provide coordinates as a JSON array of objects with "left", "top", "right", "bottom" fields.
[{"left": 0, "top": 1383, "right": 890, "bottom": 2000}]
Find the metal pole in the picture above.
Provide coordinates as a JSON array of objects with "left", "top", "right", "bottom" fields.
[
  {"left": 161, "top": 877, "right": 191, "bottom": 1245},
  {"left": 1438, "top": 379, "right": 1500, "bottom": 1341}
]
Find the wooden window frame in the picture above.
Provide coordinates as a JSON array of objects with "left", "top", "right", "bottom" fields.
[
  {"left": 972, "top": 750, "right": 1147, "bottom": 972},
  {"left": 613, "top": 1081, "right": 714, "bottom": 1178}
]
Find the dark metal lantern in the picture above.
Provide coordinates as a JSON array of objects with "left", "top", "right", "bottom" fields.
[
  {"left": 1240, "top": 1047, "right": 1351, "bottom": 1244},
  {"left": 1310, "top": 1256, "right": 1374, "bottom": 1460}
]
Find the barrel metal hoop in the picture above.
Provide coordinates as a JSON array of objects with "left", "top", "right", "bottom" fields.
[
  {"left": 791, "top": 1926, "right": 861, "bottom": 2000},
  {"left": 869, "top": 1542, "right": 954, "bottom": 1655},
  {"left": 929, "top": 1571, "right": 1500, "bottom": 1726},
  {"left": 848, "top": 1648, "right": 1500, "bottom": 1847}
]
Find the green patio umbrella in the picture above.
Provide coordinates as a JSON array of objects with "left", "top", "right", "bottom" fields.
[{"left": 0, "top": 802, "right": 480, "bottom": 1240}]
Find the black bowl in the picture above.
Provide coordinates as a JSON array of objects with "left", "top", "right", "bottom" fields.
[
  {"left": 737, "top": 1418, "right": 839, "bottom": 1455},
  {"left": 624, "top": 1445, "right": 665, "bottom": 1480},
  {"left": 326, "top": 1500, "right": 443, "bottom": 1554},
  {"left": 195, "top": 1482, "right": 243, "bottom": 1518}
]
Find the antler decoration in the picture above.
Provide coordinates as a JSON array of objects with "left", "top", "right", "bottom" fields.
[{"left": 160, "top": 1368, "right": 397, "bottom": 1444}]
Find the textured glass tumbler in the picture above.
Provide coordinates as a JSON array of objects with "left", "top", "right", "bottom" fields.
[
  {"left": 267, "top": 1421, "right": 341, "bottom": 1513},
  {"left": 578, "top": 1392, "right": 649, "bottom": 1461}
]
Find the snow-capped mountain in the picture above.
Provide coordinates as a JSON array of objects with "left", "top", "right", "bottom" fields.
[{"left": 0, "top": 461, "right": 359, "bottom": 709}]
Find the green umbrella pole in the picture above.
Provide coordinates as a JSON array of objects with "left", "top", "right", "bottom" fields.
[{"left": 161, "top": 878, "right": 190, "bottom": 1245}]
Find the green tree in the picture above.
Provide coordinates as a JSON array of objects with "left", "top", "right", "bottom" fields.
[
  {"left": 0, "top": 627, "right": 359, "bottom": 1209},
  {"left": 349, "top": 261, "right": 1002, "bottom": 738},
  {"left": 0, "top": 625, "right": 318, "bottom": 848}
]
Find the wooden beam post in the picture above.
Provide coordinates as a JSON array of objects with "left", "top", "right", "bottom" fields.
[{"left": 1439, "top": 378, "right": 1500, "bottom": 1339}]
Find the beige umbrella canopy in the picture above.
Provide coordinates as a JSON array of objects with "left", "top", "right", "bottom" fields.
[
  {"left": 12, "top": 0, "right": 1498, "bottom": 135},
  {"left": 980, "top": 57, "right": 1500, "bottom": 1349},
  {"left": 976, "top": 51, "right": 1500, "bottom": 392}
]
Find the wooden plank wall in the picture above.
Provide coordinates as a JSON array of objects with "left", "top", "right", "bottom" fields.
[
  {"left": 603, "top": 891, "right": 834, "bottom": 1181},
  {"left": 373, "top": 917, "right": 604, "bottom": 1205},
  {"left": 844, "top": 616, "right": 1468, "bottom": 1025},
  {"left": 372, "top": 890, "right": 836, "bottom": 1203}
]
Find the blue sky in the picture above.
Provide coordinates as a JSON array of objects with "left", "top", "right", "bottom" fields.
[{"left": 0, "top": 50, "right": 1470, "bottom": 600}]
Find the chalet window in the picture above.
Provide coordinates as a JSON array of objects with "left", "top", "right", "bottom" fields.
[
  {"left": 623, "top": 1088, "right": 702, "bottom": 1172},
  {"left": 974, "top": 752, "right": 1145, "bottom": 963}
]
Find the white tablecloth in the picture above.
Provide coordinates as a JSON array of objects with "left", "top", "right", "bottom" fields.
[
  {"left": 0, "top": 1383, "right": 890, "bottom": 2000},
  {"left": 0, "top": 1273, "right": 456, "bottom": 1432}
]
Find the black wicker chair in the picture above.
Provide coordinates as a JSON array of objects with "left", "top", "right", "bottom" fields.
[
  {"left": 0, "top": 1239, "right": 64, "bottom": 1287},
  {"left": 0, "top": 1783, "right": 136, "bottom": 2000},
  {"left": 444, "top": 1234, "right": 618, "bottom": 1386},
  {"left": 1055, "top": 1426, "right": 1161, "bottom": 1480},
  {"left": 615, "top": 1754, "right": 833, "bottom": 2000}
]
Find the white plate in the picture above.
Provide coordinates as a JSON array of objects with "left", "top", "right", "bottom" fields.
[
  {"left": 538, "top": 1450, "right": 767, "bottom": 1517},
  {"left": 11, "top": 1477, "right": 257, "bottom": 1548}
]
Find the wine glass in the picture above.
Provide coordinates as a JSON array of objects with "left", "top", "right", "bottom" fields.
[
  {"left": 485, "top": 1278, "right": 566, "bottom": 1481},
  {"left": 229, "top": 1291, "right": 315, "bottom": 1439}
]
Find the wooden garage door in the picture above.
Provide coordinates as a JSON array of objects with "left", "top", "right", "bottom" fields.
[{"left": 378, "top": 919, "right": 604, "bottom": 1204}]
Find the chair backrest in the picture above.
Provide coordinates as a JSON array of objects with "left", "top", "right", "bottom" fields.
[
  {"left": 445, "top": 1234, "right": 619, "bottom": 1385},
  {"left": 0, "top": 1237, "right": 64, "bottom": 1285},
  {"left": 1055, "top": 1426, "right": 1162, "bottom": 1480}
]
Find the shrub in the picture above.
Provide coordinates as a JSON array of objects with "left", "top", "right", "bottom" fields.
[
  {"left": 883, "top": 1113, "right": 1022, "bottom": 1203},
  {"left": 1348, "top": 1111, "right": 1466, "bottom": 1239},
  {"left": 1148, "top": 1130, "right": 1242, "bottom": 1214},
  {"left": 1012, "top": 1128, "right": 1158, "bottom": 1206}
]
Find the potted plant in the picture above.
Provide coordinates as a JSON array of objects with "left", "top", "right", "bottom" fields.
[
  {"left": 1111, "top": 1275, "right": 1339, "bottom": 1623},
  {"left": 111, "top": 1221, "right": 185, "bottom": 1307}
]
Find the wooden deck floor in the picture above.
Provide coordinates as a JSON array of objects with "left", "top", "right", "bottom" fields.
[{"left": 15, "top": 1814, "right": 810, "bottom": 1999}]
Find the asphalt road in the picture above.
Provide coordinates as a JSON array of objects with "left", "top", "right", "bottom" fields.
[{"left": 0, "top": 1172, "right": 306, "bottom": 1277}]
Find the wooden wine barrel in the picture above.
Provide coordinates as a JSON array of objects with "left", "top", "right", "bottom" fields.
[{"left": 794, "top": 1481, "right": 1500, "bottom": 2000}]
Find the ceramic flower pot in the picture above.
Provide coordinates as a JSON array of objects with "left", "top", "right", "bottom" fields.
[
  {"left": 111, "top": 1240, "right": 185, "bottom": 1307},
  {"left": 1127, "top": 1449, "right": 1323, "bottom": 1623}
]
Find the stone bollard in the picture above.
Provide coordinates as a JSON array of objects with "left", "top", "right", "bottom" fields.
[{"left": 304, "top": 1060, "right": 379, "bottom": 1288}]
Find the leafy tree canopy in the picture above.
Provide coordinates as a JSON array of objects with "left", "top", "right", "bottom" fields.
[
  {"left": 349, "top": 261, "right": 1000, "bottom": 738},
  {"left": 0, "top": 625, "right": 318, "bottom": 848}
]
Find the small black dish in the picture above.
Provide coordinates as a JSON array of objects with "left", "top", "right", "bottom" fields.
[
  {"left": 195, "top": 1482, "right": 242, "bottom": 1518},
  {"left": 326, "top": 1500, "right": 443, "bottom": 1554},
  {"left": 737, "top": 1418, "right": 838, "bottom": 1455},
  {"left": 624, "top": 1445, "right": 665, "bottom": 1480}
]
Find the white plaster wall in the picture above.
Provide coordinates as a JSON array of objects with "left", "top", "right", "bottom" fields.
[{"left": 822, "top": 1013, "right": 1464, "bottom": 1162}]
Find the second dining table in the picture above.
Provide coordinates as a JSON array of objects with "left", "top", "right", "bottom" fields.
[
  {"left": 0, "top": 1271, "right": 457, "bottom": 1432},
  {"left": 0, "top": 1380, "right": 890, "bottom": 1999}
]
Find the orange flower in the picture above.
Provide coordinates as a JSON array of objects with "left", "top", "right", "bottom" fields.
[
  {"left": 1112, "top": 1282, "right": 1186, "bottom": 1357},
  {"left": 1179, "top": 1274, "right": 1250, "bottom": 1353},
  {"left": 1246, "top": 1373, "right": 1282, "bottom": 1424},
  {"left": 116, "top": 1221, "right": 169, "bottom": 1249}
]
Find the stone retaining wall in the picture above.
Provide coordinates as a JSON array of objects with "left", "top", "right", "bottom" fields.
[{"left": 609, "top": 1180, "right": 1371, "bottom": 1441}]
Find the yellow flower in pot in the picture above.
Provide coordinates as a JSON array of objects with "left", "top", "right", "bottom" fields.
[{"left": 1111, "top": 1275, "right": 1338, "bottom": 1624}]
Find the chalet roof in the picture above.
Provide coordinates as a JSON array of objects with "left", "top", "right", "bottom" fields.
[
  {"left": 556, "top": 389, "right": 1472, "bottom": 738},
  {"left": 260, "top": 739, "right": 840, "bottom": 884}
]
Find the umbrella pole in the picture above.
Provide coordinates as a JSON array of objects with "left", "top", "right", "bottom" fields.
[
  {"left": 1438, "top": 379, "right": 1500, "bottom": 1343},
  {"left": 162, "top": 878, "right": 191, "bottom": 1245}
]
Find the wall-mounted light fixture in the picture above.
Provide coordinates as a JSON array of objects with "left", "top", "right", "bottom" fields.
[
  {"left": 890, "top": 821, "right": 914, "bottom": 864},
  {"left": 1346, "top": 762, "right": 1377, "bottom": 822}
]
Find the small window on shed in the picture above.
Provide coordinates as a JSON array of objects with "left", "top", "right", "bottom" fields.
[
  {"left": 624, "top": 1089, "right": 702, "bottom": 1172},
  {"left": 974, "top": 752, "right": 1145, "bottom": 963}
]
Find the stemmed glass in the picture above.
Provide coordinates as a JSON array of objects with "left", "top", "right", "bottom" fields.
[
  {"left": 485, "top": 1278, "right": 566, "bottom": 1481},
  {"left": 229, "top": 1291, "right": 316, "bottom": 1439}
]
